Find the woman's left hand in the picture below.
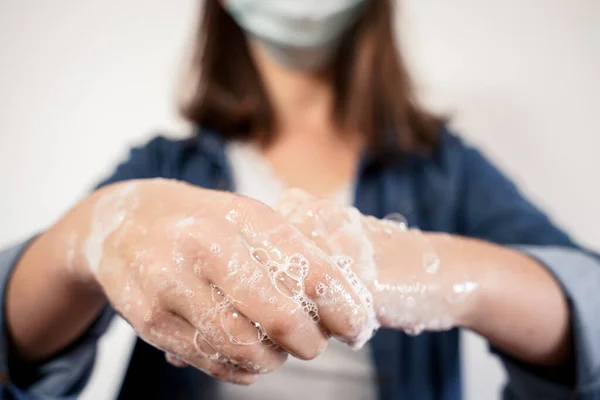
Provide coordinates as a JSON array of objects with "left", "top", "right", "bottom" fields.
[
  {"left": 276, "top": 189, "right": 572, "bottom": 366},
  {"left": 275, "top": 189, "right": 479, "bottom": 336}
]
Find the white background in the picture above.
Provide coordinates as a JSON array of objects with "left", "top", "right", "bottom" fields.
[{"left": 0, "top": 0, "right": 598, "bottom": 399}]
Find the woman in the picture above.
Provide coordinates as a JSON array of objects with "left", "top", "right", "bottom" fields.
[{"left": 1, "top": 0, "right": 598, "bottom": 399}]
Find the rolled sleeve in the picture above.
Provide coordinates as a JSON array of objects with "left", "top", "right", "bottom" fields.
[
  {"left": 501, "top": 245, "right": 600, "bottom": 399},
  {"left": 0, "top": 241, "right": 34, "bottom": 380},
  {"left": 0, "top": 241, "right": 114, "bottom": 399}
]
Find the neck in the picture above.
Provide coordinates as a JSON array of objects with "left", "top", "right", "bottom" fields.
[{"left": 250, "top": 41, "right": 337, "bottom": 136}]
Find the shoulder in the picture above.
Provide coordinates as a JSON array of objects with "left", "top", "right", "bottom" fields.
[
  {"left": 426, "top": 127, "right": 472, "bottom": 172},
  {"left": 96, "top": 133, "right": 206, "bottom": 187},
  {"left": 124, "top": 134, "right": 199, "bottom": 177},
  {"left": 410, "top": 127, "right": 471, "bottom": 190},
  {"left": 416, "top": 126, "right": 500, "bottom": 185},
  {"left": 406, "top": 126, "right": 505, "bottom": 230}
]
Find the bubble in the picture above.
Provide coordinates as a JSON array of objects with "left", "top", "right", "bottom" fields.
[
  {"left": 194, "top": 330, "right": 222, "bottom": 359},
  {"left": 288, "top": 254, "right": 308, "bottom": 266},
  {"left": 211, "top": 285, "right": 225, "bottom": 302},
  {"left": 176, "top": 216, "right": 197, "bottom": 228},
  {"left": 286, "top": 264, "right": 308, "bottom": 280},
  {"left": 448, "top": 280, "right": 478, "bottom": 303},
  {"left": 227, "top": 260, "right": 240, "bottom": 276},
  {"left": 453, "top": 282, "right": 465, "bottom": 294},
  {"left": 405, "top": 325, "right": 425, "bottom": 336},
  {"left": 427, "top": 316, "right": 454, "bottom": 331},
  {"left": 302, "top": 299, "right": 320, "bottom": 323},
  {"left": 184, "top": 289, "right": 195, "bottom": 298},
  {"left": 246, "top": 269, "right": 263, "bottom": 285},
  {"left": 226, "top": 209, "right": 239, "bottom": 224},
  {"left": 464, "top": 281, "right": 478, "bottom": 293},
  {"left": 220, "top": 308, "right": 265, "bottom": 345},
  {"left": 383, "top": 213, "right": 408, "bottom": 230},
  {"left": 345, "top": 270, "right": 360, "bottom": 287},
  {"left": 173, "top": 252, "right": 185, "bottom": 268},
  {"left": 144, "top": 311, "right": 152, "bottom": 322},
  {"left": 315, "top": 282, "right": 327, "bottom": 296},
  {"left": 210, "top": 243, "right": 221, "bottom": 254},
  {"left": 333, "top": 255, "right": 353, "bottom": 270},
  {"left": 423, "top": 252, "right": 440, "bottom": 274},
  {"left": 251, "top": 249, "right": 270, "bottom": 266},
  {"left": 274, "top": 272, "right": 302, "bottom": 298}
]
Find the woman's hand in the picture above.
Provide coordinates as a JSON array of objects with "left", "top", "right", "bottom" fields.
[
  {"left": 8, "top": 180, "right": 376, "bottom": 385},
  {"left": 276, "top": 189, "right": 572, "bottom": 366},
  {"left": 276, "top": 189, "right": 478, "bottom": 335}
]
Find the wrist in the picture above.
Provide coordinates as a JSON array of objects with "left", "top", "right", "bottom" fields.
[
  {"left": 38, "top": 222, "right": 101, "bottom": 291},
  {"left": 58, "top": 180, "right": 145, "bottom": 284},
  {"left": 424, "top": 234, "right": 493, "bottom": 331}
]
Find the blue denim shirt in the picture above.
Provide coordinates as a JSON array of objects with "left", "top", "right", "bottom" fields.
[{"left": 1, "top": 128, "right": 599, "bottom": 399}]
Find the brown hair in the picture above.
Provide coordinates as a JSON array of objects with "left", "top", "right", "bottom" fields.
[{"left": 180, "top": 0, "right": 442, "bottom": 155}]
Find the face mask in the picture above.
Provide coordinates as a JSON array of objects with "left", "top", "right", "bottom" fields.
[{"left": 223, "top": 0, "right": 367, "bottom": 71}]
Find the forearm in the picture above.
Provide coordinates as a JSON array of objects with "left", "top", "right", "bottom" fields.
[
  {"left": 6, "top": 194, "right": 107, "bottom": 362},
  {"left": 436, "top": 235, "right": 572, "bottom": 366},
  {"left": 5, "top": 179, "right": 207, "bottom": 362}
]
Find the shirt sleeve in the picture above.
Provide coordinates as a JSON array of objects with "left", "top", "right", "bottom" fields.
[
  {"left": 0, "top": 136, "right": 173, "bottom": 398},
  {"left": 0, "top": 241, "right": 115, "bottom": 400},
  {"left": 451, "top": 131, "right": 600, "bottom": 399}
]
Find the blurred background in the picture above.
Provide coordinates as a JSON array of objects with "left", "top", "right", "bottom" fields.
[{"left": 0, "top": 0, "right": 598, "bottom": 399}]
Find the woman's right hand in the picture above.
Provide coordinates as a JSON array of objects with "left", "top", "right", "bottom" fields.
[{"left": 55, "top": 179, "right": 375, "bottom": 384}]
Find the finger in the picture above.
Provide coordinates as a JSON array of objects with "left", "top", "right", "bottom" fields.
[
  {"left": 150, "top": 314, "right": 261, "bottom": 385},
  {"left": 274, "top": 197, "right": 380, "bottom": 346},
  {"left": 159, "top": 273, "right": 288, "bottom": 373},
  {"left": 179, "top": 217, "right": 329, "bottom": 361},
  {"left": 208, "top": 236, "right": 330, "bottom": 360},
  {"left": 165, "top": 352, "right": 189, "bottom": 368},
  {"left": 235, "top": 220, "right": 374, "bottom": 348}
]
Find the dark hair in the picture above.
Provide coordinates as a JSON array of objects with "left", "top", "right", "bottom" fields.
[{"left": 180, "top": 0, "right": 442, "bottom": 155}]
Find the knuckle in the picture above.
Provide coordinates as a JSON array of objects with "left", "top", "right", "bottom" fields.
[
  {"left": 207, "top": 364, "right": 231, "bottom": 381},
  {"left": 136, "top": 307, "right": 171, "bottom": 338},
  {"left": 266, "top": 316, "right": 297, "bottom": 338},
  {"left": 139, "top": 311, "right": 158, "bottom": 332}
]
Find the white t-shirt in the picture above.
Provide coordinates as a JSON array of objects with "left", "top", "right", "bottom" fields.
[{"left": 217, "top": 141, "right": 377, "bottom": 400}]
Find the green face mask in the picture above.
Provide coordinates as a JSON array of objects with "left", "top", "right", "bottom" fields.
[{"left": 223, "top": 0, "right": 367, "bottom": 71}]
